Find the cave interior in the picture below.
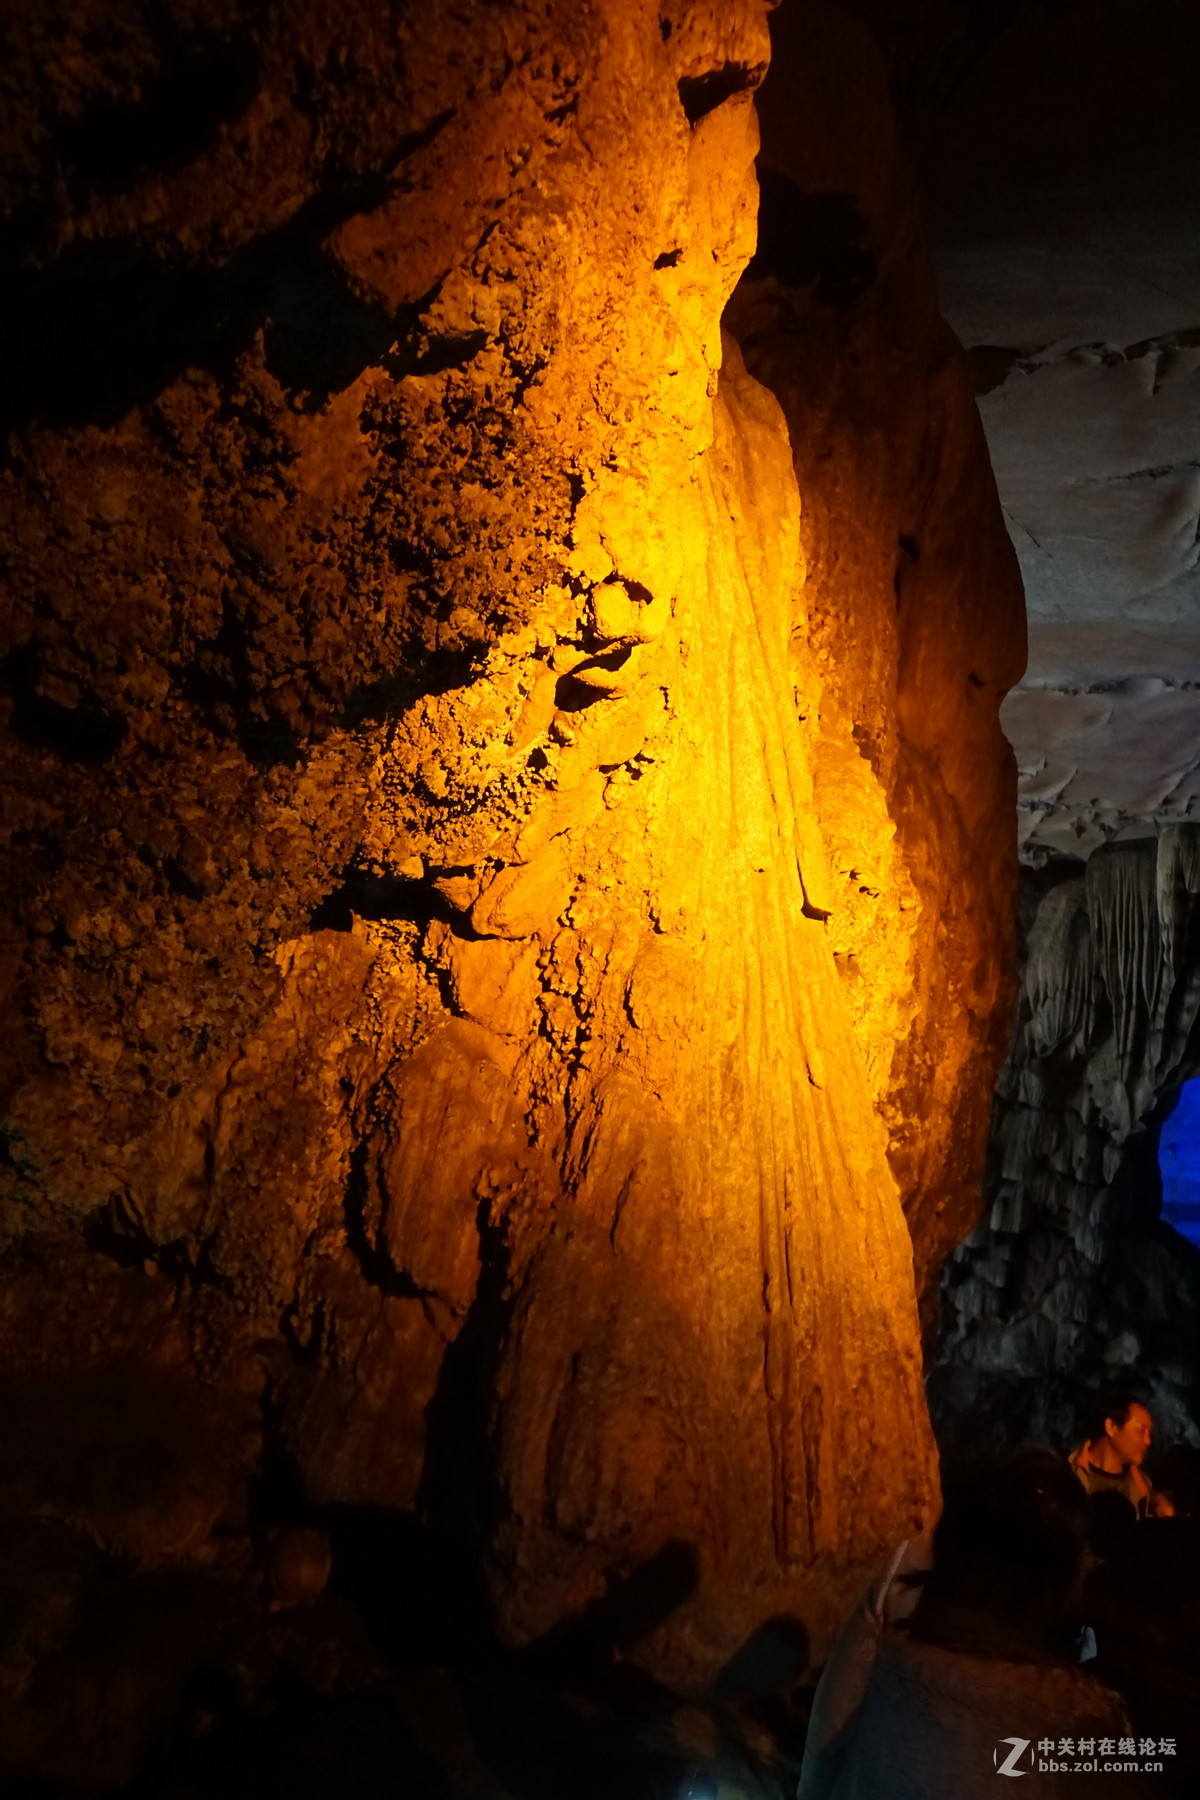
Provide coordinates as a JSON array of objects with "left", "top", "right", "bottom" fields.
[{"left": 1, "top": 1, "right": 1199, "bottom": 1795}]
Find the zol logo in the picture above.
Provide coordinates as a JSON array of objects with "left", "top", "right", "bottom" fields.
[{"left": 994, "top": 1737, "right": 1033, "bottom": 1777}]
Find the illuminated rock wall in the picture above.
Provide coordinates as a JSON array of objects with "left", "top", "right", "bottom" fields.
[
  {"left": 729, "top": 0, "right": 1026, "bottom": 1298},
  {"left": 1, "top": 0, "right": 1019, "bottom": 1685}
]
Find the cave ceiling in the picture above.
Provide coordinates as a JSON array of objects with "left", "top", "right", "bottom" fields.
[{"left": 888, "top": 0, "right": 1200, "bottom": 865}]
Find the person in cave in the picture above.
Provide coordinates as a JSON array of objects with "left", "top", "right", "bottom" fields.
[
  {"left": 797, "top": 1453, "right": 1140, "bottom": 1798},
  {"left": 1069, "top": 1394, "right": 1174, "bottom": 1520}
]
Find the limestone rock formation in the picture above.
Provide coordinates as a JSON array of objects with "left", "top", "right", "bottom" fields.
[
  {"left": 1, "top": 0, "right": 1021, "bottom": 1735},
  {"left": 729, "top": 0, "right": 1025, "bottom": 1293},
  {"left": 932, "top": 830, "right": 1200, "bottom": 1456}
]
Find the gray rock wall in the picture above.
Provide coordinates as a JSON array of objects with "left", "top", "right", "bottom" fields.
[{"left": 932, "top": 828, "right": 1200, "bottom": 1457}]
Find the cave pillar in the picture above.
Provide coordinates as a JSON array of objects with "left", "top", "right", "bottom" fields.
[{"left": 0, "top": 0, "right": 986, "bottom": 1689}]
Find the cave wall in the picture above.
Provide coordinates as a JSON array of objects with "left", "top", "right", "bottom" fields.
[
  {"left": 932, "top": 829, "right": 1200, "bottom": 1459},
  {"left": 729, "top": 0, "right": 1025, "bottom": 1298},
  {"left": 1, "top": 0, "right": 1022, "bottom": 1709}
]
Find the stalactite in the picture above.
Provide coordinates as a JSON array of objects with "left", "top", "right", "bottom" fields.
[
  {"left": 1025, "top": 879, "right": 1093, "bottom": 1060},
  {"left": 934, "top": 828, "right": 1200, "bottom": 1456}
]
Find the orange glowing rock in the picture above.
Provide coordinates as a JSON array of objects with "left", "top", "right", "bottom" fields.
[{"left": 0, "top": 0, "right": 1020, "bottom": 1697}]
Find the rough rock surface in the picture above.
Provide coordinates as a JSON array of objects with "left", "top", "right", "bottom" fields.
[
  {"left": 0, "top": 0, "right": 1021, "bottom": 1742},
  {"left": 931, "top": 830, "right": 1200, "bottom": 1457},
  {"left": 729, "top": 0, "right": 1024, "bottom": 1294}
]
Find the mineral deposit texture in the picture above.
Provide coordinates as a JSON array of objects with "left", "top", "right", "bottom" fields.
[{"left": 0, "top": 0, "right": 1023, "bottom": 1725}]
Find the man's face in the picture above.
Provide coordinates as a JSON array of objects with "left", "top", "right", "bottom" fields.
[{"left": 1106, "top": 1403, "right": 1153, "bottom": 1467}]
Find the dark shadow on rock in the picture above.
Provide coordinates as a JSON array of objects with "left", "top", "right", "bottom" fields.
[
  {"left": 0, "top": 642, "right": 128, "bottom": 766},
  {"left": 713, "top": 1614, "right": 812, "bottom": 1773},
  {"left": 315, "top": 1511, "right": 718, "bottom": 1800},
  {"left": 0, "top": 131, "right": 451, "bottom": 434},
  {"left": 715, "top": 1614, "right": 809, "bottom": 1703},
  {"left": 746, "top": 170, "right": 875, "bottom": 308},
  {"left": 129, "top": 1673, "right": 464, "bottom": 1800},
  {"left": 325, "top": 1507, "right": 494, "bottom": 1676},
  {"left": 310, "top": 868, "right": 480, "bottom": 939},
  {"left": 33, "top": 16, "right": 262, "bottom": 205},
  {"left": 522, "top": 1539, "right": 701, "bottom": 1680},
  {"left": 0, "top": 1442, "right": 806, "bottom": 1800}
]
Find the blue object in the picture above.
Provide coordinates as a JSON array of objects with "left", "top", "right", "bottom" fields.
[
  {"left": 1158, "top": 1080, "right": 1200, "bottom": 1248},
  {"left": 678, "top": 1776, "right": 719, "bottom": 1800}
]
